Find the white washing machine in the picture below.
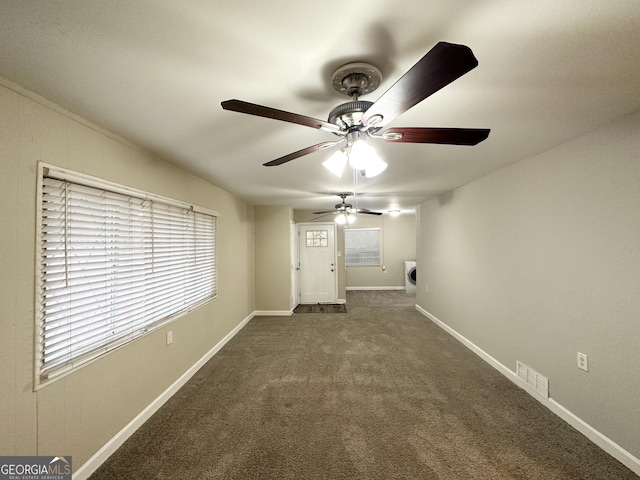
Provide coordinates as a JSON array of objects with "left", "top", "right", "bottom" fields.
[{"left": 404, "top": 260, "right": 417, "bottom": 294}]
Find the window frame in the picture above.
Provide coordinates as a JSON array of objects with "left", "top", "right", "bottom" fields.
[
  {"left": 34, "top": 163, "right": 219, "bottom": 388},
  {"left": 344, "top": 227, "right": 382, "bottom": 267}
]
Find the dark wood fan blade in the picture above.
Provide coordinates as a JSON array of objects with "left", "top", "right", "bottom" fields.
[
  {"left": 222, "top": 99, "right": 341, "bottom": 133},
  {"left": 362, "top": 42, "right": 479, "bottom": 127},
  {"left": 312, "top": 210, "right": 336, "bottom": 215},
  {"left": 311, "top": 213, "right": 336, "bottom": 222},
  {"left": 356, "top": 209, "right": 383, "bottom": 215},
  {"left": 263, "top": 142, "right": 336, "bottom": 166},
  {"left": 382, "top": 127, "right": 490, "bottom": 145}
]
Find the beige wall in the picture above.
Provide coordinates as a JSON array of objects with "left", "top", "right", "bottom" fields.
[
  {"left": 416, "top": 110, "right": 640, "bottom": 460},
  {"left": 345, "top": 213, "right": 416, "bottom": 289},
  {"left": 0, "top": 82, "right": 255, "bottom": 468},
  {"left": 255, "top": 205, "right": 292, "bottom": 311}
]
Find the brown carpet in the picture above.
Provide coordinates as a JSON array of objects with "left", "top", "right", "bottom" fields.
[
  {"left": 89, "top": 290, "right": 638, "bottom": 479},
  {"left": 294, "top": 303, "right": 347, "bottom": 314}
]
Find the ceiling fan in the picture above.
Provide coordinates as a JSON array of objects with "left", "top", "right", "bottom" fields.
[
  {"left": 312, "top": 193, "right": 382, "bottom": 224},
  {"left": 221, "top": 41, "right": 490, "bottom": 168}
]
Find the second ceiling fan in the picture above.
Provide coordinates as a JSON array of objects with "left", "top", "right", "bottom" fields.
[
  {"left": 221, "top": 41, "right": 490, "bottom": 168},
  {"left": 313, "top": 193, "right": 382, "bottom": 224}
]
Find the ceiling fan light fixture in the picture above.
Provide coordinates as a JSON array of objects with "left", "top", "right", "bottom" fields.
[
  {"left": 388, "top": 209, "right": 401, "bottom": 217},
  {"left": 322, "top": 150, "right": 348, "bottom": 177},
  {"left": 348, "top": 139, "right": 376, "bottom": 170},
  {"left": 335, "top": 211, "right": 356, "bottom": 225},
  {"left": 364, "top": 154, "right": 387, "bottom": 178},
  {"left": 335, "top": 212, "right": 347, "bottom": 224}
]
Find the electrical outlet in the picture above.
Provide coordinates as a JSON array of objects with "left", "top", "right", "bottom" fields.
[
  {"left": 577, "top": 352, "right": 588, "bottom": 371},
  {"left": 166, "top": 330, "right": 173, "bottom": 345}
]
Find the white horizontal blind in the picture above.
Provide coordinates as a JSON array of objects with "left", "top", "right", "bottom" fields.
[
  {"left": 345, "top": 228, "right": 381, "bottom": 266},
  {"left": 39, "top": 176, "right": 217, "bottom": 381}
]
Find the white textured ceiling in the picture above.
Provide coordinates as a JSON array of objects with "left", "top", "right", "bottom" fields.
[{"left": 1, "top": 1, "right": 640, "bottom": 213}]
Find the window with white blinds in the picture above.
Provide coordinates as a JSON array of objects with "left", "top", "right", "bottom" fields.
[
  {"left": 344, "top": 228, "right": 381, "bottom": 266},
  {"left": 37, "top": 169, "right": 217, "bottom": 384}
]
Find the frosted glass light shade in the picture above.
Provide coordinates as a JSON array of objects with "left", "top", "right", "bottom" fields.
[
  {"left": 348, "top": 139, "right": 376, "bottom": 170},
  {"left": 322, "top": 150, "right": 348, "bottom": 177},
  {"left": 335, "top": 212, "right": 347, "bottom": 224},
  {"left": 364, "top": 154, "right": 388, "bottom": 177}
]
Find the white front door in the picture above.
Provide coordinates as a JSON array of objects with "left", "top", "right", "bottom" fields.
[{"left": 298, "top": 223, "right": 337, "bottom": 304}]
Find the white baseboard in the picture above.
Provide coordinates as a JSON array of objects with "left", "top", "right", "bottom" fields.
[
  {"left": 253, "top": 309, "right": 293, "bottom": 316},
  {"left": 415, "top": 304, "right": 640, "bottom": 477},
  {"left": 346, "top": 286, "right": 404, "bottom": 291},
  {"left": 73, "top": 312, "right": 254, "bottom": 480}
]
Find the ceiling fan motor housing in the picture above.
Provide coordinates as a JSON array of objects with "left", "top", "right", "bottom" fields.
[{"left": 328, "top": 101, "right": 374, "bottom": 130}]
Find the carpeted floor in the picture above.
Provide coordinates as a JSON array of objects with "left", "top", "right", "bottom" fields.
[{"left": 89, "top": 291, "right": 638, "bottom": 479}]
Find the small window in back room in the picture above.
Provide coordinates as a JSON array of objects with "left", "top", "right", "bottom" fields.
[
  {"left": 344, "top": 227, "right": 381, "bottom": 266},
  {"left": 36, "top": 164, "right": 218, "bottom": 386}
]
